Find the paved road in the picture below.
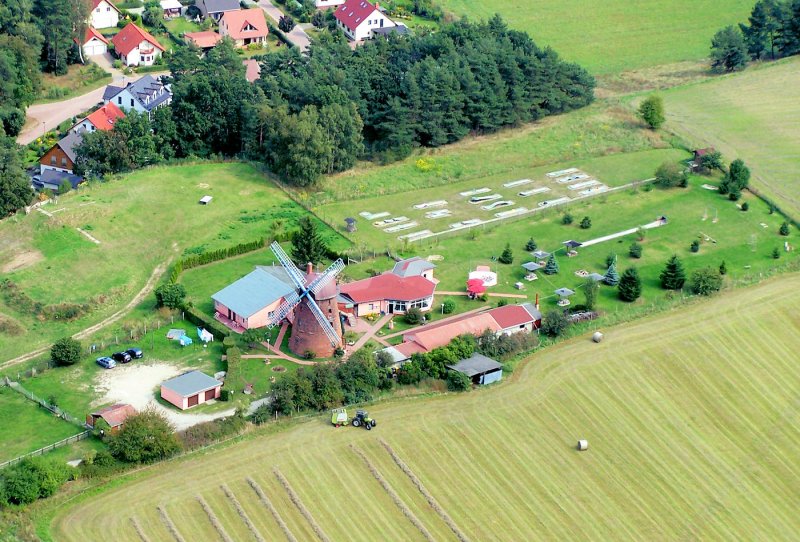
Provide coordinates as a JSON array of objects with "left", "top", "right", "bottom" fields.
[{"left": 257, "top": 0, "right": 311, "bottom": 52}]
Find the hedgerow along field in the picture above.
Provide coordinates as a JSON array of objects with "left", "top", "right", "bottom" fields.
[
  {"left": 49, "top": 273, "right": 800, "bottom": 540},
  {"left": 664, "top": 57, "right": 800, "bottom": 220},
  {"left": 436, "top": 0, "right": 755, "bottom": 74},
  {"left": 0, "top": 163, "right": 347, "bottom": 361}
]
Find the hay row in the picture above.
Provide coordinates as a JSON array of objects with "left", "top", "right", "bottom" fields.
[
  {"left": 196, "top": 495, "right": 234, "bottom": 542},
  {"left": 273, "top": 468, "right": 331, "bottom": 542},
  {"left": 380, "top": 439, "right": 471, "bottom": 542},
  {"left": 350, "top": 445, "right": 435, "bottom": 542},
  {"left": 221, "top": 484, "right": 266, "bottom": 542},
  {"left": 157, "top": 505, "right": 186, "bottom": 542},
  {"left": 246, "top": 477, "right": 298, "bottom": 542},
  {"left": 129, "top": 516, "right": 150, "bottom": 542}
]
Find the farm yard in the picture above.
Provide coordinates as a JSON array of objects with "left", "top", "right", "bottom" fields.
[
  {"left": 435, "top": 0, "right": 756, "bottom": 74},
  {"left": 49, "top": 274, "right": 800, "bottom": 540},
  {"left": 664, "top": 57, "right": 800, "bottom": 220}
]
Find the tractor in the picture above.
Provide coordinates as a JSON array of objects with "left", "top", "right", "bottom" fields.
[
  {"left": 351, "top": 409, "right": 377, "bottom": 430},
  {"left": 331, "top": 408, "right": 348, "bottom": 427}
]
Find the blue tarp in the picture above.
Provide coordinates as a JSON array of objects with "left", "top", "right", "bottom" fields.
[{"left": 179, "top": 335, "right": 193, "bottom": 346}]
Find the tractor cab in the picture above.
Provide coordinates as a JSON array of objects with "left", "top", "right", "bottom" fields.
[{"left": 352, "top": 410, "right": 377, "bottom": 430}]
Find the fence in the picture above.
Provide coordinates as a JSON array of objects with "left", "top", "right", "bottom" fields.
[
  {"left": 3, "top": 377, "right": 85, "bottom": 428},
  {"left": 0, "top": 431, "right": 91, "bottom": 470}
]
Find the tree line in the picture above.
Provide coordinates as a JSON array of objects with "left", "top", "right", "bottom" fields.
[{"left": 710, "top": 0, "right": 800, "bottom": 71}]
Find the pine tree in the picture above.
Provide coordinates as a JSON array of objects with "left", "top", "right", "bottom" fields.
[
  {"left": 525, "top": 238, "right": 537, "bottom": 251},
  {"left": 710, "top": 26, "right": 749, "bottom": 72},
  {"left": 660, "top": 255, "right": 687, "bottom": 290},
  {"left": 579, "top": 216, "right": 592, "bottom": 229},
  {"left": 543, "top": 253, "right": 559, "bottom": 275},
  {"left": 291, "top": 217, "right": 328, "bottom": 266},
  {"left": 779, "top": 222, "right": 790, "bottom": 236},
  {"left": 498, "top": 243, "right": 513, "bottom": 264},
  {"left": 719, "top": 260, "right": 727, "bottom": 275},
  {"left": 618, "top": 268, "right": 642, "bottom": 302},
  {"left": 603, "top": 262, "right": 620, "bottom": 286}
]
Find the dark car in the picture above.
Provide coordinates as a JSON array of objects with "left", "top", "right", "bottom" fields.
[
  {"left": 96, "top": 356, "right": 116, "bottom": 369},
  {"left": 126, "top": 347, "right": 143, "bottom": 359},
  {"left": 111, "top": 351, "right": 132, "bottom": 363}
]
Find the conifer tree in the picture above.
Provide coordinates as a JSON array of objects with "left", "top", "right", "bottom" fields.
[
  {"left": 660, "top": 255, "right": 687, "bottom": 290},
  {"left": 603, "top": 262, "right": 620, "bottom": 286},
  {"left": 618, "top": 268, "right": 642, "bottom": 302},
  {"left": 543, "top": 253, "right": 559, "bottom": 275},
  {"left": 499, "top": 243, "right": 513, "bottom": 264},
  {"left": 291, "top": 217, "right": 328, "bottom": 266}
]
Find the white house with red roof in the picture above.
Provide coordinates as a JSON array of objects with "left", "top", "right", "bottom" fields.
[
  {"left": 219, "top": 9, "right": 269, "bottom": 48},
  {"left": 338, "top": 257, "right": 437, "bottom": 316},
  {"left": 334, "top": 0, "right": 396, "bottom": 41},
  {"left": 77, "top": 27, "right": 110, "bottom": 57},
  {"left": 72, "top": 102, "right": 125, "bottom": 134},
  {"left": 112, "top": 23, "right": 166, "bottom": 66},
  {"left": 88, "top": 0, "right": 120, "bottom": 29}
]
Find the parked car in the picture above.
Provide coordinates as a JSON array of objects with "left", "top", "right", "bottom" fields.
[
  {"left": 96, "top": 356, "right": 116, "bottom": 369},
  {"left": 126, "top": 347, "right": 143, "bottom": 359},
  {"left": 111, "top": 351, "right": 132, "bottom": 363}
]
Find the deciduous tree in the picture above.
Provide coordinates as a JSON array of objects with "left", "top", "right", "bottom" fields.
[
  {"left": 638, "top": 95, "right": 665, "bottom": 129},
  {"left": 109, "top": 407, "right": 181, "bottom": 463},
  {"left": 51, "top": 337, "right": 81, "bottom": 366}
]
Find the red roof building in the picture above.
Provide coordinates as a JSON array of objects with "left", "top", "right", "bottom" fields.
[
  {"left": 334, "top": 0, "right": 395, "bottom": 41},
  {"left": 184, "top": 30, "right": 223, "bottom": 50},
  {"left": 112, "top": 23, "right": 166, "bottom": 67},
  {"left": 219, "top": 9, "right": 268, "bottom": 48},
  {"left": 242, "top": 58, "right": 261, "bottom": 83},
  {"left": 339, "top": 273, "right": 436, "bottom": 317},
  {"left": 86, "top": 404, "right": 137, "bottom": 433},
  {"left": 74, "top": 102, "right": 125, "bottom": 133}
]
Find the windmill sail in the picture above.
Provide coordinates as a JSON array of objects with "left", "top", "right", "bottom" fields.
[
  {"left": 267, "top": 290, "right": 301, "bottom": 327},
  {"left": 269, "top": 241, "right": 306, "bottom": 288},
  {"left": 306, "top": 297, "right": 341, "bottom": 346},
  {"left": 308, "top": 259, "right": 345, "bottom": 294}
]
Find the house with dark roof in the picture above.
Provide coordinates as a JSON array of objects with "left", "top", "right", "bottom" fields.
[
  {"left": 211, "top": 266, "right": 296, "bottom": 331},
  {"left": 334, "top": 0, "right": 397, "bottom": 41},
  {"left": 447, "top": 353, "right": 503, "bottom": 386},
  {"left": 72, "top": 102, "right": 125, "bottom": 134},
  {"left": 219, "top": 9, "right": 268, "bottom": 48},
  {"left": 32, "top": 170, "right": 84, "bottom": 192},
  {"left": 161, "top": 371, "right": 222, "bottom": 410},
  {"left": 197, "top": 0, "right": 241, "bottom": 21},
  {"left": 86, "top": 404, "right": 137, "bottom": 433},
  {"left": 112, "top": 23, "right": 166, "bottom": 67},
  {"left": 104, "top": 75, "right": 172, "bottom": 119},
  {"left": 39, "top": 131, "right": 83, "bottom": 176},
  {"left": 76, "top": 26, "right": 109, "bottom": 57},
  {"left": 88, "top": 0, "right": 120, "bottom": 29}
]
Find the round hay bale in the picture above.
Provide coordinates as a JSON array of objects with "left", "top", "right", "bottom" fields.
[
  {"left": 577, "top": 439, "right": 589, "bottom": 451},
  {"left": 592, "top": 331, "right": 604, "bottom": 343}
]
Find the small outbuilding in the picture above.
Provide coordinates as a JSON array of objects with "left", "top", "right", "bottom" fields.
[
  {"left": 161, "top": 370, "right": 222, "bottom": 410},
  {"left": 199, "top": 195, "right": 213, "bottom": 205},
  {"left": 86, "top": 403, "right": 137, "bottom": 434},
  {"left": 447, "top": 353, "right": 503, "bottom": 386},
  {"left": 345, "top": 217, "right": 357, "bottom": 232}
]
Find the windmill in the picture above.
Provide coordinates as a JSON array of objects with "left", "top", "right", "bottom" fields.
[{"left": 267, "top": 241, "right": 345, "bottom": 357}]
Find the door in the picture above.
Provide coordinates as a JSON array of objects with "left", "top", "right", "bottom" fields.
[
  {"left": 187, "top": 394, "right": 199, "bottom": 407},
  {"left": 204, "top": 389, "right": 215, "bottom": 401}
]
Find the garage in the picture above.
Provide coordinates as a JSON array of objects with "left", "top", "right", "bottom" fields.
[
  {"left": 80, "top": 27, "right": 109, "bottom": 57},
  {"left": 160, "top": 370, "right": 223, "bottom": 410}
]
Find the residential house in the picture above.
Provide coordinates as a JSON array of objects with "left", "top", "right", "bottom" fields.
[
  {"left": 86, "top": 404, "right": 137, "bottom": 434},
  {"left": 219, "top": 9, "right": 268, "bottom": 48},
  {"left": 196, "top": 0, "right": 240, "bottom": 21},
  {"left": 39, "top": 131, "right": 83, "bottom": 175},
  {"left": 112, "top": 23, "right": 166, "bottom": 66},
  {"left": 72, "top": 102, "right": 126, "bottom": 134},
  {"left": 242, "top": 58, "right": 261, "bottom": 82},
  {"left": 316, "top": 0, "right": 345, "bottom": 9},
  {"left": 211, "top": 266, "right": 295, "bottom": 331},
  {"left": 184, "top": 30, "right": 223, "bottom": 52},
  {"left": 32, "top": 170, "right": 84, "bottom": 192},
  {"left": 339, "top": 257, "right": 438, "bottom": 316},
  {"left": 161, "top": 371, "right": 222, "bottom": 410},
  {"left": 160, "top": 0, "right": 183, "bottom": 18},
  {"left": 77, "top": 26, "right": 110, "bottom": 57},
  {"left": 104, "top": 75, "right": 172, "bottom": 119},
  {"left": 88, "top": 0, "right": 120, "bottom": 29},
  {"left": 391, "top": 256, "right": 437, "bottom": 282},
  {"left": 334, "top": 0, "right": 396, "bottom": 41}
]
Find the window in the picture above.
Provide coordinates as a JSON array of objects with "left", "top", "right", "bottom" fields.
[
  {"left": 106, "top": 6, "right": 110, "bottom": 10},
  {"left": 50, "top": 156, "right": 56, "bottom": 165},
  {"left": 61, "top": 157, "right": 67, "bottom": 167},
  {"left": 130, "top": 99, "right": 134, "bottom": 107}
]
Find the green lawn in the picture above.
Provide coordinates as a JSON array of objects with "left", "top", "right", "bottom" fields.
[
  {"left": 48, "top": 272, "right": 800, "bottom": 540},
  {"left": 34, "top": 63, "right": 111, "bottom": 104},
  {"left": 435, "top": 0, "right": 756, "bottom": 74},
  {"left": 663, "top": 57, "right": 800, "bottom": 220},
  {"left": 0, "top": 163, "right": 348, "bottom": 361},
  {"left": 0, "top": 387, "right": 84, "bottom": 463}
]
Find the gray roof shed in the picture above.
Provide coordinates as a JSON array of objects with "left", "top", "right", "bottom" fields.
[
  {"left": 162, "top": 370, "right": 222, "bottom": 397},
  {"left": 211, "top": 266, "right": 295, "bottom": 318},
  {"left": 392, "top": 257, "right": 436, "bottom": 278},
  {"left": 447, "top": 353, "right": 503, "bottom": 377}
]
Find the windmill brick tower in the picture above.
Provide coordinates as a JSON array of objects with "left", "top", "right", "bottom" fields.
[{"left": 266, "top": 242, "right": 344, "bottom": 358}]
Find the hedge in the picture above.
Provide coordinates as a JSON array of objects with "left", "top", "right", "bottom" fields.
[
  {"left": 182, "top": 305, "right": 230, "bottom": 340},
  {"left": 169, "top": 238, "right": 265, "bottom": 284}
]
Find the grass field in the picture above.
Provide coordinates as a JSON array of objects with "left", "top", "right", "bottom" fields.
[
  {"left": 48, "top": 273, "right": 800, "bottom": 540},
  {"left": 0, "top": 163, "right": 347, "bottom": 361},
  {"left": 435, "top": 0, "right": 755, "bottom": 74},
  {"left": 664, "top": 57, "right": 800, "bottom": 220}
]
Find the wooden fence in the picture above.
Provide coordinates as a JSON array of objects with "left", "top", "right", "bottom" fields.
[{"left": 0, "top": 430, "right": 91, "bottom": 470}]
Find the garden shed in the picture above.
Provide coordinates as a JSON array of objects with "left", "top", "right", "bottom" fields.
[
  {"left": 447, "top": 353, "right": 503, "bottom": 386},
  {"left": 160, "top": 370, "right": 222, "bottom": 410},
  {"left": 86, "top": 404, "right": 136, "bottom": 434}
]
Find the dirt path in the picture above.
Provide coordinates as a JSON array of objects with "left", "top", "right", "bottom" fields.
[{"left": 0, "top": 263, "right": 168, "bottom": 368}]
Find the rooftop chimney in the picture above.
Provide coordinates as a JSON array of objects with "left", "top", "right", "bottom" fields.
[{"left": 306, "top": 262, "right": 313, "bottom": 275}]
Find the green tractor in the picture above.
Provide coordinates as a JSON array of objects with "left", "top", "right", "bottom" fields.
[
  {"left": 331, "top": 408, "right": 348, "bottom": 427},
  {"left": 351, "top": 409, "right": 377, "bottom": 430}
]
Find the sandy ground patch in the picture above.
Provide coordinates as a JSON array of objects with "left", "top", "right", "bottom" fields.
[
  {"left": 94, "top": 362, "right": 235, "bottom": 431},
  {"left": 2, "top": 250, "right": 44, "bottom": 273}
]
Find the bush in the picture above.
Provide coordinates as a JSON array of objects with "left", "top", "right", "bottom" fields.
[
  {"left": 719, "top": 260, "right": 727, "bottom": 275},
  {"left": 498, "top": 243, "right": 513, "bottom": 264},
  {"left": 241, "top": 328, "right": 265, "bottom": 347},
  {"left": 638, "top": 95, "right": 665, "bottom": 129},
  {"left": 446, "top": 370, "right": 471, "bottom": 391},
  {"left": 2, "top": 457, "right": 71, "bottom": 505},
  {"left": 154, "top": 283, "right": 186, "bottom": 309},
  {"left": 375, "top": 350, "right": 395, "bottom": 368},
  {"left": 525, "top": 238, "right": 537, "bottom": 251},
  {"left": 51, "top": 337, "right": 81, "bottom": 366},
  {"left": 405, "top": 307, "right": 424, "bottom": 325},
  {"left": 540, "top": 310, "right": 568, "bottom": 337},
  {"left": 654, "top": 161, "right": 687, "bottom": 188},
  {"left": 690, "top": 240, "right": 700, "bottom": 253},
  {"left": 109, "top": 407, "right": 181, "bottom": 463},
  {"left": 250, "top": 403, "right": 272, "bottom": 425},
  {"left": 303, "top": 350, "right": 316, "bottom": 360},
  {"left": 397, "top": 361, "right": 423, "bottom": 385},
  {"left": 442, "top": 299, "right": 456, "bottom": 314},
  {"left": 779, "top": 222, "right": 790, "bottom": 236},
  {"left": 629, "top": 242, "right": 642, "bottom": 259},
  {"left": 179, "top": 410, "right": 246, "bottom": 450},
  {"left": 741, "top": 201, "right": 749, "bottom": 211},
  {"left": 183, "top": 305, "right": 230, "bottom": 340},
  {"left": 605, "top": 252, "right": 617, "bottom": 267},
  {"left": 772, "top": 247, "right": 781, "bottom": 259},
  {"left": 561, "top": 213, "right": 573, "bottom": 225},
  {"left": 278, "top": 14, "right": 295, "bottom": 32},
  {"left": 690, "top": 268, "right": 723, "bottom": 296},
  {"left": 579, "top": 216, "right": 592, "bottom": 229},
  {"left": 582, "top": 280, "right": 599, "bottom": 310}
]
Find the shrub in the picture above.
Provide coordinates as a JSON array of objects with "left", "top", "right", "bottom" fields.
[
  {"left": 51, "top": 337, "right": 81, "bottom": 366},
  {"left": 303, "top": 350, "right": 316, "bottom": 360},
  {"left": 638, "top": 95, "right": 665, "bottom": 129},
  {"left": 405, "top": 307, "right": 424, "bottom": 325},
  {"left": 690, "top": 268, "right": 723, "bottom": 296},
  {"left": 654, "top": 161, "right": 687, "bottom": 188},
  {"left": 375, "top": 350, "right": 395, "bottom": 368},
  {"left": 690, "top": 240, "right": 700, "bottom": 253},
  {"left": 241, "top": 328, "right": 264, "bottom": 347},
  {"left": 629, "top": 242, "right": 642, "bottom": 259},
  {"left": 579, "top": 216, "right": 592, "bottom": 229},
  {"left": 498, "top": 243, "right": 513, "bottom": 264},
  {"left": 154, "top": 283, "right": 186, "bottom": 309},
  {"left": 582, "top": 280, "right": 599, "bottom": 310},
  {"left": 561, "top": 213, "right": 573, "bottom": 225},
  {"left": 278, "top": 14, "right": 295, "bottom": 32},
  {"left": 222, "top": 336, "right": 236, "bottom": 349},
  {"left": 772, "top": 247, "right": 781, "bottom": 259},
  {"left": 109, "top": 407, "right": 181, "bottom": 463},
  {"left": 442, "top": 299, "right": 456, "bottom": 314},
  {"left": 540, "top": 310, "right": 568, "bottom": 337},
  {"left": 250, "top": 403, "right": 272, "bottom": 425},
  {"left": 618, "top": 268, "right": 642, "bottom": 302},
  {"left": 741, "top": 202, "right": 749, "bottom": 211},
  {"left": 2, "top": 457, "right": 71, "bottom": 505},
  {"left": 779, "top": 222, "right": 790, "bottom": 236},
  {"left": 397, "top": 361, "right": 423, "bottom": 385},
  {"left": 179, "top": 410, "right": 246, "bottom": 450},
  {"left": 446, "top": 370, "right": 471, "bottom": 391},
  {"left": 525, "top": 238, "right": 537, "bottom": 251},
  {"left": 719, "top": 260, "right": 727, "bottom": 275}
]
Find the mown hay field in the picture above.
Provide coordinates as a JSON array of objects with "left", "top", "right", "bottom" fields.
[
  {"left": 51, "top": 273, "right": 800, "bottom": 540},
  {"left": 436, "top": 0, "right": 755, "bottom": 74},
  {"left": 664, "top": 57, "right": 800, "bottom": 220}
]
